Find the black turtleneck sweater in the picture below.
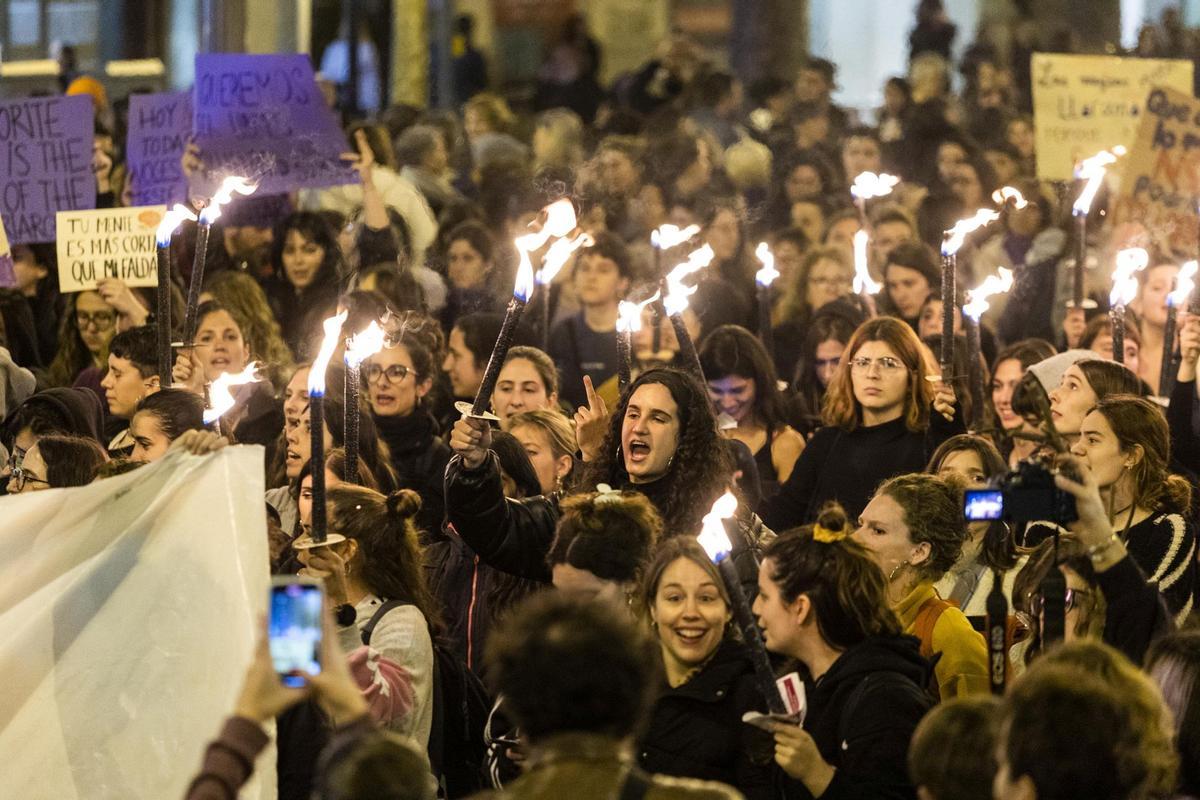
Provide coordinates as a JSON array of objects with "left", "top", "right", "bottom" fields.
[
  {"left": 373, "top": 409, "right": 451, "bottom": 539},
  {"left": 759, "top": 410, "right": 962, "bottom": 531}
]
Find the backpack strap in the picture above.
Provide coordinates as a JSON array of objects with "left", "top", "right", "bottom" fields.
[
  {"left": 912, "top": 595, "right": 951, "bottom": 660},
  {"left": 360, "top": 599, "right": 407, "bottom": 647},
  {"left": 617, "top": 766, "right": 653, "bottom": 800}
]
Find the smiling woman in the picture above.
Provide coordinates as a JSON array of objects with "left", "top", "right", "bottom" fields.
[
  {"left": 633, "top": 537, "right": 777, "bottom": 799},
  {"left": 264, "top": 212, "right": 344, "bottom": 357}
]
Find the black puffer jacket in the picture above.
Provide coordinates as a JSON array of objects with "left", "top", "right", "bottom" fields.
[
  {"left": 638, "top": 638, "right": 779, "bottom": 800},
  {"left": 783, "top": 634, "right": 933, "bottom": 800},
  {"left": 443, "top": 452, "right": 773, "bottom": 596}
]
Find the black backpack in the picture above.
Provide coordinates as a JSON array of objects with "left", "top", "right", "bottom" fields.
[{"left": 362, "top": 600, "right": 492, "bottom": 798}]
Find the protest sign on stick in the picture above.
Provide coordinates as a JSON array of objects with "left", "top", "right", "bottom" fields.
[
  {"left": 126, "top": 91, "right": 192, "bottom": 207},
  {"left": 0, "top": 94, "right": 96, "bottom": 244},
  {"left": 1114, "top": 86, "right": 1200, "bottom": 258},
  {"left": 1031, "top": 53, "right": 1193, "bottom": 181},
  {"left": 191, "top": 53, "right": 358, "bottom": 196},
  {"left": 55, "top": 205, "right": 166, "bottom": 293}
]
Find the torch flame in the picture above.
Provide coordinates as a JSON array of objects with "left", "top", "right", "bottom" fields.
[
  {"left": 617, "top": 291, "right": 661, "bottom": 334},
  {"left": 1110, "top": 247, "right": 1149, "bottom": 307},
  {"left": 1072, "top": 146, "right": 1126, "bottom": 216},
  {"left": 963, "top": 268, "right": 1015, "bottom": 321},
  {"left": 1169, "top": 260, "right": 1198, "bottom": 307},
  {"left": 203, "top": 362, "right": 261, "bottom": 424},
  {"left": 850, "top": 171, "right": 900, "bottom": 201},
  {"left": 991, "top": 187, "right": 1028, "bottom": 209},
  {"left": 344, "top": 320, "right": 386, "bottom": 367},
  {"left": 754, "top": 242, "right": 779, "bottom": 287},
  {"left": 199, "top": 175, "right": 259, "bottom": 224},
  {"left": 942, "top": 209, "right": 1001, "bottom": 256},
  {"left": 651, "top": 223, "right": 701, "bottom": 251},
  {"left": 513, "top": 246, "right": 536, "bottom": 303},
  {"left": 852, "top": 229, "right": 881, "bottom": 294},
  {"left": 662, "top": 244, "right": 715, "bottom": 316},
  {"left": 537, "top": 231, "right": 594, "bottom": 285},
  {"left": 696, "top": 490, "right": 739, "bottom": 562},
  {"left": 309, "top": 310, "right": 350, "bottom": 394},
  {"left": 155, "top": 203, "right": 198, "bottom": 247},
  {"left": 540, "top": 198, "right": 578, "bottom": 240}
]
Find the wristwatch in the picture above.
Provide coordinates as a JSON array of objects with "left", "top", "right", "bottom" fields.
[{"left": 335, "top": 603, "right": 357, "bottom": 626}]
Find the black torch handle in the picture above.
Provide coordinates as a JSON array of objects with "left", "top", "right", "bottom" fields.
[
  {"left": 758, "top": 286, "right": 774, "bottom": 361},
  {"left": 967, "top": 318, "right": 985, "bottom": 433},
  {"left": 616, "top": 330, "right": 632, "bottom": 390},
  {"left": 717, "top": 556, "right": 787, "bottom": 714},
  {"left": 471, "top": 298, "right": 526, "bottom": 416},
  {"left": 1160, "top": 305, "right": 1178, "bottom": 398},
  {"left": 156, "top": 246, "right": 173, "bottom": 381},
  {"left": 345, "top": 365, "right": 360, "bottom": 484},
  {"left": 1073, "top": 213, "right": 1086, "bottom": 308},
  {"left": 1110, "top": 306, "right": 1125, "bottom": 366},
  {"left": 985, "top": 569, "right": 1008, "bottom": 695},
  {"left": 182, "top": 222, "right": 211, "bottom": 345},
  {"left": 940, "top": 253, "right": 955, "bottom": 381},
  {"left": 670, "top": 313, "right": 705, "bottom": 384},
  {"left": 310, "top": 393, "right": 327, "bottom": 543}
]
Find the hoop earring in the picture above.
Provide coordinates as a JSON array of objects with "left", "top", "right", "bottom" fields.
[{"left": 888, "top": 561, "right": 908, "bottom": 582}]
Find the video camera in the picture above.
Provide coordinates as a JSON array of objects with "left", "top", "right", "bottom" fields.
[{"left": 963, "top": 456, "right": 1078, "bottom": 525}]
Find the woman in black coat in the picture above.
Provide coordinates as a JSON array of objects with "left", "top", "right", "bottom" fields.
[
  {"left": 445, "top": 367, "right": 773, "bottom": 596},
  {"left": 753, "top": 507, "right": 933, "bottom": 800},
  {"left": 262, "top": 212, "right": 344, "bottom": 359},
  {"left": 637, "top": 538, "right": 777, "bottom": 799}
]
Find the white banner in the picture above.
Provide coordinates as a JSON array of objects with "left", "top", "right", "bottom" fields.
[{"left": 0, "top": 446, "right": 273, "bottom": 799}]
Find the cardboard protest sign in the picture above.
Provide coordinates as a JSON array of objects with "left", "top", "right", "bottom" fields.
[
  {"left": 126, "top": 91, "right": 192, "bottom": 207},
  {"left": 1031, "top": 53, "right": 1193, "bottom": 181},
  {"left": 1114, "top": 86, "right": 1200, "bottom": 257},
  {"left": 0, "top": 94, "right": 96, "bottom": 244},
  {"left": 55, "top": 205, "right": 166, "bottom": 292},
  {"left": 192, "top": 53, "right": 358, "bottom": 196}
]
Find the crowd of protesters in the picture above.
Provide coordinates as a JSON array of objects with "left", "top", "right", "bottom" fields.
[{"left": 3, "top": 2, "right": 1200, "bottom": 799}]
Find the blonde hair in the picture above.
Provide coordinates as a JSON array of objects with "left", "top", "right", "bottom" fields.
[
  {"left": 465, "top": 92, "right": 516, "bottom": 134},
  {"left": 505, "top": 408, "right": 577, "bottom": 460},
  {"left": 534, "top": 109, "right": 584, "bottom": 169},
  {"left": 724, "top": 138, "right": 772, "bottom": 191}
]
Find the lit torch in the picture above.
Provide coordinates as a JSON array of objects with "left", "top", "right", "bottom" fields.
[
  {"left": 962, "top": 268, "right": 1014, "bottom": 431},
  {"left": 651, "top": 224, "right": 701, "bottom": 352},
  {"left": 1159, "top": 260, "right": 1196, "bottom": 397},
  {"left": 755, "top": 242, "right": 780, "bottom": 359},
  {"left": 537, "top": 230, "right": 592, "bottom": 350},
  {"left": 991, "top": 187, "right": 1028, "bottom": 209},
  {"left": 343, "top": 320, "right": 386, "bottom": 483},
  {"left": 308, "top": 310, "right": 349, "bottom": 543},
  {"left": 183, "top": 176, "right": 257, "bottom": 346},
  {"left": 852, "top": 229, "right": 881, "bottom": 297},
  {"left": 465, "top": 249, "right": 535, "bottom": 418},
  {"left": 1109, "top": 247, "right": 1148, "bottom": 367},
  {"left": 202, "top": 362, "right": 262, "bottom": 437},
  {"left": 616, "top": 291, "right": 660, "bottom": 390},
  {"left": 1072, "top": 146, "right": 1125, "bottom": 310},
  {"left": 662, "top": 244, "right": 715, "bottom": 382},
  {"left": 696, "top": 491, "right": 788, "bottom": 714},
  {"left": 850, "top": 171, "right": 900, "bottom": 225},
  {"left": 155, "top": 203, "right": 197, "bottom": 381},
  {"left": 940, "top": 210, "right": 1001, "bottom": 381}
]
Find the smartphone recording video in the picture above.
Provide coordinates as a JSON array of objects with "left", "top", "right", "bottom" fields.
[{"left": 269, "top": 576, "right": 323, "bottom": 687}]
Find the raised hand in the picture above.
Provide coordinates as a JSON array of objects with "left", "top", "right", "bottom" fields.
[
  {"left": 449, "top": 415, "right": 492, "bottom": 470},
  {"left": 573, "top": 375, "right": 610, "bottom": 463}
]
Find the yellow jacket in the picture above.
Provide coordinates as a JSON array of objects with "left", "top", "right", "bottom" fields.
[{"left": 895, "top": 582, "right": 990, "bottom": 700}]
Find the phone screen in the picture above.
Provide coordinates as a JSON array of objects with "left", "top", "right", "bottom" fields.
[
  {"left": 964, "top": 489, "right": 1004, "bottom": 522},
  {"left": 269, "top": 581, "right": 323, "bottom": 687}
]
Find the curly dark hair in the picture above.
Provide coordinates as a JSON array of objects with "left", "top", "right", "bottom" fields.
[
  {"left": 876, "top": 472, "right": 968, "bottom": 582},
  {"left": 581, "top": 367, "right": 732, "bottom": 536}
]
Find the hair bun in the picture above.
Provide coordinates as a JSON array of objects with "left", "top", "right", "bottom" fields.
[
  {"left": 386, "top": 488, "right": 422, "bottom": 519},
  {"left": 814, "top": 502, "right": 849, "bottom": 534}
]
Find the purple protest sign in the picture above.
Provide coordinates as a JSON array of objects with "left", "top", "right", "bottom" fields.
[
  {"left": 192, "top": 53, "right": 359, "bottom": 196},
  {"left": 127, "top": 91, "right": 191, "bottom": 207},
  {"left": 0, "top": 95, "right": 96, "bottom": 244}
]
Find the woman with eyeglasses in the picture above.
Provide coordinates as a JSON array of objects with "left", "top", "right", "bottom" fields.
[
  {"left": 760, "top": 316, "right": 962, "bottom": 531},
  {"left": 364, "top": 315, "right": 450, "bottom": 540},
  {"left": 6, "top": 434, "right": 108, "bottom": 493},
  {"left": 45, "top": 291, "right": 119, "bottom": 389},
  {"left": 771, "top": 245, "right": 854, "bottom": 381}
]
